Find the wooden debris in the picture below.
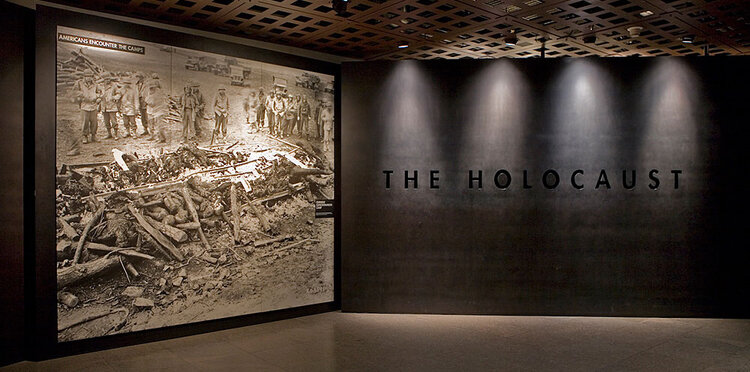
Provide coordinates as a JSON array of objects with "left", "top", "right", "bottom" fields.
[
  {"left": 249, "top": 203, "right": 271, "bottom": 232},
  {"left": 277, "top": 239, "right": 318, "bottom": 252},
  {"left": 136, "top": 199, "right": 163, "bottom": 208},
  {"left": 67, "top": 161, "right": 112, "bottom": 169},
  {"left": 57, "top": 217, "right": 79, "bottom": 240},
  {"left": 85, "top": 242, "right": 155, "bottom": 260},
  {"left": 58, "top": 256, "right": 120, "bottom": 288},
  {"left": 58, "top": 307, "right": 128, "bottom": 332},
  {"left": 200, "top": 252, "right": 218, "bottom": 264},
  {"left": 220, "top": 211, "right": 234, "bottom": 232},
  {"left": 124, "top": 260, "right": 140, "bottom": 278},
  {"left": 259, "top": 239, "right": 320, "bottom": 259},
  {"left": 250, "top": 184, "right": 305, "bottom": 205},
  {"left": 231, "top": 184, "right": 240, "bottom": 243},
  {"left": 57, "top": 240, "right": 73, "bottom": 261},
  {"left": 133, "top": 225, "right": 172, "bottom": 261},
  {"left": 128, "top": 205, "right": 185, "bottom": 261},
  {"left": 57, "top": 291, "right": 79, "bottom": 308},
  {"left": 144, "top": 215, "right": 188, "bottom": 243},
  {"left": 238, "top": 191, "right": 271, "bottom": 232},
  {"left": 254, "top": 235, "right": 293, "bottom": 248},
  {"left": 73, "top": 204, "right": 106, "bottom": 264},
  {"left": 180, "top": 185, "right": 211, "bottom": 251},
  {"left": 174, "top": 222, "right": 201, "bottom": 230}
]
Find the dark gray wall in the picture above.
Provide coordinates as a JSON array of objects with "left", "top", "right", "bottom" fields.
[
  {"left": 0, "top": 1, "right": 31, "bottom": 366},
  {"left": 342, "top": 57, "right": 749, "bottom": 317}
]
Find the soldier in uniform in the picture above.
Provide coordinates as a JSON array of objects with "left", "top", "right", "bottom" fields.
[
  {"left": 244, "top": 91, "right": 258, "bottom": 132},
  {"left": 274, "top": 92, "right": 287, "bottom": 137},
  {"left": 272, "top": 92, "right": 286, "bottom": 137},
  {"left": 119, "top": 75, "right": 140, "bottom": 139},
  {"left": 101, "top": 73, "right": 122, "bottom": 140},
  {"left": 299, "top": 97, "right": 311, "bottom": 139},
  {"left": 135, "top": 72, "right": 150, "bottom": 136},
  {"left": 213, "top": 86, "right": 230, "bottom": 142},
  {"left": 283, "top": 94, "right": 299, "bottom": 137},
  {"left": 191, "top": 81, "right": 206, "bottom": 138},
  {"left": 265, "top": 91, "right": 276, "bottom": 136},
  {"left": 145, "top": 79, "right": 168, "bottom": 143},
  {"left": 256, "top": 89, "right": 266, "bottom": 130},
  {"left": 321, "top": 101, "right": 333, "bottom": 152},
  {"left": 179, "top": 81, "right": 198, "bottom": 143},
  {"left": 73, "top": 70, "right": 101, "bottom": 144},
  {"left": 314, "top": 99, "right": 323, "bottom": 140}
]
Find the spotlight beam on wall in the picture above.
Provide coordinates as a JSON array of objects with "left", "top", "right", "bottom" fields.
[
  {"left": 377, "top": 61, "right": 442, "bottom": 198},
  {"left": 459, "top": 60, "right": 530, "bottom": 170},
  {"left": 550, "top": 59, "right": 618, "bottom": 169}
]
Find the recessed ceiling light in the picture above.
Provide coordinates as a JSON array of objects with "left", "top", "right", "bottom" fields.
[
  {"left": 639, "top": 10, "right": 654, "bottom": 17},
  {"left": 682, "top": 35, "right": 694, "bottom": 43},
  {"left": 627, "top": 26, "right": 643, "bottom": 37},
  {"left": 398, "top": 43, "right": 409, "bottom": 49}
]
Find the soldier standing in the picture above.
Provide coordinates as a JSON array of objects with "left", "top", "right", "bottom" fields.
[
  {"left": 244, "top": 91, "right": 258, "bottom": 132},
  {"left": 180, "top": 81, "right": 198, "bottom": 143},
  {"left": 256, "top": 89, "right": 266, "bottom": 130},
  {"left": 265, "top": 91, "right": 276, "bottom": 135},
  {"left": 321, "top": 101, "right": 333, "bottom": 152},
  {"left": 73, "top": 70, "right": 101, "bottom": 144},
  {"left": 119, "top": 75, "right": 140, "bottom": 138},
  {"left": 213, "top": 86, "right": 230, "bottom": 142},
  {"left": 135, "top": 72, "right": 150, "bottom": 136},
  {"left": 314, "top": 100, "right": 323, "bottom": 140},
  {"left": 284, "top": 95, "right": 299, "bottom": 137},
  {"left": 101, "top": 73, "right": 122, "bottom": 140},
  {"left": 191, "top": 81, "right": 206, "bottom": 138},
  {"left": 145, "top": 79, "right": 168, "bottom": 143},
  {"left": 299, "top": 97, "right": 310, "bottom": 139},
  {"left": 272, "top": 92, "right": 285, "bottom": 137}
]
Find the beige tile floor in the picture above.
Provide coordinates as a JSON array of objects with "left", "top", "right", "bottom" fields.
[{"left": 4, "top": 311, "right": 750, "bottom": 371}]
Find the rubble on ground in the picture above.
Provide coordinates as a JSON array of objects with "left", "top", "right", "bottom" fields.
[{"left": 55, "top": 141, "right": 333, "bottom": 341}]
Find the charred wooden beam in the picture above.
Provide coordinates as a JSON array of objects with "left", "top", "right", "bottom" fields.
[
  {"left": 180, "top": 185, "right": 211, "bottom": 251},
  {"left": 254, "top": 235, "right": 293, "bottom": 248},
  {"left": 58, "top": 256, "right": 120, "bottom": 288},
  {"left": 84, "top": 242, "right": 155, "bottom": 260},
  {"left": 57, "top": 217, "right": 79, "bottom": 240},
  {"left": 128, "top": 205, "right": 185, "bottom": 261},
  {"left": 73, "top": 204, "right": 106, "bottom": 265},
  {"left": 143, "top": 215, "right": 188, "bottom": 243}
]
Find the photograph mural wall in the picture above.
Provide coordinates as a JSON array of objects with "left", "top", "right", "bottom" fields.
[
  {"left": 55, "top": 26, "right": 335, "bottom": 341},
  {"left": 342, "top": 57, "right": 749, "bottom": 317}
]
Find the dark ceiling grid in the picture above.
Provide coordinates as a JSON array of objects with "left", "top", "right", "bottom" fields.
[
  {"left": 219, "top": 1, "right": 338, "bottom": 47},
  {"left": 363, "top": 0, "right": 556, "bottom": 59},
  {"left": 45, "top": 0, "right": 750, "bottom": 59},
  {"left": 353, "top": 0, "right": 507, "bottom": 59},
  {"left": 671, "top": 0, "right": 749, "bottom": 54}
]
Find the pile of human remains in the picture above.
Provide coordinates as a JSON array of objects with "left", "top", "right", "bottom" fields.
[{"left": 55, "top": 140, "right": 332, "bottom": 307}]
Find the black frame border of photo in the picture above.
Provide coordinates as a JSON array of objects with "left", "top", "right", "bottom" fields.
[{"left": 33, "top": 5, "right": 341, "bottom": 361}]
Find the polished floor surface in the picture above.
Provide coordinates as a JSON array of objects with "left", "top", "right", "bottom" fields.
[{"left": 4, "top": 311, "right": 750, "bottom": 371}]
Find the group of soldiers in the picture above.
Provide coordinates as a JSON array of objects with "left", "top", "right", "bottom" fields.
[
  {"left": 244, "top": 88, "right": 334, "bottom": 151},
  {"left": 178, "top": 80, "right": 232, "bottom": 144},
  {"left": 71, "top": 70, "right": 170, "bottom": 149},
  {"left": 70, "top": 69, "right": 335, "bottom": 156}
]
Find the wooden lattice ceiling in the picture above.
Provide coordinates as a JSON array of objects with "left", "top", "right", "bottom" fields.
[{"left": 46, "top": 0, "right": 750, "bottom": 59}]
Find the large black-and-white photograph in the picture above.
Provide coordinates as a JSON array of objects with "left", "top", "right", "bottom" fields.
[{"left": 54, "top": 26, "right": 335, "bottom": 342}]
